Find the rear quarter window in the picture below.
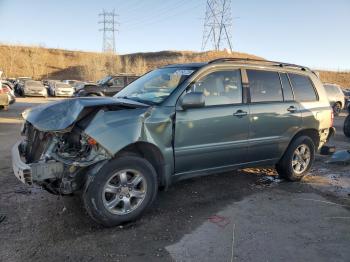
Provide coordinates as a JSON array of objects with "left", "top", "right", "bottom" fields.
[{"left": 288, "top": 73, "right": 318, "bottom": 102}]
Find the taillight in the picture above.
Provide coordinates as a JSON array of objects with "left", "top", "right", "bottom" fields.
[
  {"left": 2, "top": 86, "right": 10, "bottom": 93},
  {"left": 0, "top": 88, "right": 5, "bottom": 94},
  {"left": 330, "top": 111, "right": 334, "bottom": 127}
]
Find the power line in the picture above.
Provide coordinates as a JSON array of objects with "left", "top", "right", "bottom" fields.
[
  {"left": 99, "top": 9, "right": 119, "bottom": 53},
  {"left": 201, "top": 0, "right": 233, "bottom": 52}
]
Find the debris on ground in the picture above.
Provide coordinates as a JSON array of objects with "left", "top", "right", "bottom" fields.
[
  {"left": 255, "top": 176, "right": 283, "bottom": 186},
  {"left": 208, "top": 215, "right": 230, "bottom": 228},
  {"left": 0, "top": 215, "right": 6, "bottom": 224},
  {"left": 327, "top": 150, "right": 350, "bottom": 165}
]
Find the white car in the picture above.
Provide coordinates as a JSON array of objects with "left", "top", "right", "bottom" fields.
[
  {"left": 50, "top": 82, "right": 74, "bottom": 97},
  {"left": 23, "top": 80, "right": 48, "bottom": 97},
  {"left": 323, "top": 83, "right": 346, "bottom": 116}
]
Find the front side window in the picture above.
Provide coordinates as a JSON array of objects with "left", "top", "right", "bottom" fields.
[
  {"left": 116, "top": 67, "right": 195, "bottom": 104},
  {"left": 188, "top": 70, "right": 242, "bottom": 106},
  {"left": 288, "top": 73, "right": 318, "bottom": 102},
  {"left": 247, "top": 70, "right": 283, "bottom": 102}
]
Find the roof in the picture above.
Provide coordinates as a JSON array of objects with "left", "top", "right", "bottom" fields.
[
  {"left": 163, "top": 58, "right": 314, "bottom": 74},
  {"left": 163, "top": 63, "right": 207, "bottom": 68}
]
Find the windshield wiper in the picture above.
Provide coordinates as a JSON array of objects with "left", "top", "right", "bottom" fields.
[{"left": 116, "top": 96, "right": 156, "bottom": 105}]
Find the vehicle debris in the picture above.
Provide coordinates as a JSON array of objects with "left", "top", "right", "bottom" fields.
[
  {"left": 0, "top": 215, "right": 6, "bottom": 224},
  {"left": 327, "top": 150, "right": 350, "bottom": 165}
]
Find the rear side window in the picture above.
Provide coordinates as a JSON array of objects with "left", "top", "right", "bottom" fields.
[
  {"left": 279, "top": 73, "right": 294, "bottom": 101},
  {"left": 288, "top": 74, "right": 318, "bottom": 102},
  {"left": 247, "top": 70, "right": 283, "bottom": 102}
]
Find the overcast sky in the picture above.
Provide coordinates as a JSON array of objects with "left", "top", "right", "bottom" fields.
[{"left": 0, "top": 0, "right": 349, "bottom": 69}]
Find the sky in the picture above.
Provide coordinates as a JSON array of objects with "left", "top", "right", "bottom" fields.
[{"left": 0, "top": 0, "right": 349, "bottom": 70}]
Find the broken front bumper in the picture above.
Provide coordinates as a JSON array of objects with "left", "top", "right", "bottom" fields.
[{"left": 11, "top": 140, "right": 64, "bottom": 185}]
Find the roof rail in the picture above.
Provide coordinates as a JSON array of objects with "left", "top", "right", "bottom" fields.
[{"left": 208, "top": 58, "right": 311, "bottom": 72}]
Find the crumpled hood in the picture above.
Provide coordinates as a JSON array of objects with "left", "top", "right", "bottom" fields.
[{"left": 22, "top": 97, "right": 148, "bottom": 132}]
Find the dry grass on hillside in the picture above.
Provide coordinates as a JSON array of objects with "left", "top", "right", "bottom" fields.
[
  {"left": 0, "top": 44, "right": 349, "bottom": 88},
  {"left": 318, "top": 70, "right": 350, "bottom": 88},
  {"left": 0, "top": 44, "right": 261, "bottom": 81}
]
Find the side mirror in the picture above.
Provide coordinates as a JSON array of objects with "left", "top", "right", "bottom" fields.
[{"left": 181, "top": 92, "right": 205, "bottom": 110}]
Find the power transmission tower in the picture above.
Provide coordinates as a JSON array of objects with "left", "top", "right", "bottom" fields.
[
  {"left": 201, "top": 0, "right": 233, "bottom": 52},
  {"left": 99, "top": 10, "right": 118, "bottom": 53}
]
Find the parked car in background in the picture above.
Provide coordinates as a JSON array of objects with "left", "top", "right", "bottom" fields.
[
  {"left": 72, "top": 81, "right": 86, "bottom": 91},
  {"left": 49, "top": 82, "right": 74, "bottom": 97},
  {"left": 323, "top": 83, "right": 346, "bottom": 116},
  {"left": 12, "top": 58, "right": 335, "bottom": 226},
  {"left": 0, "top": 84, "right": 10, "bottom": 110},
  {"left": 22, "top": 80, "right": 48, "bottom": 97},
  {"left": 75, "top": 74, "right": 139, "bottom": 97},
  {"left": 62, "top": 80, "right": 79, "bottom": 86},
  {"left": 2, "top": 80, "right": 16, "bottom": 104},
  {"left": 343, "top": 89, "right": 350, "bottom": 108},
  {"left": 15, "top": 77, "right": 32, "bottom": 96}
]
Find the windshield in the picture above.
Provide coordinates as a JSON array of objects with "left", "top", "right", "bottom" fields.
[
  {"left": 56, "top": 83, "right": 71, "bottom": 88},
  {"left": 26, "top": 81, "right": 42, "bottom": 87},
  {"left": 115, "top": 67, "right": 195, "bottom": 104}
]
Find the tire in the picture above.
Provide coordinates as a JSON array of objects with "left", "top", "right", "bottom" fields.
[
  {"left": 276, "top": 136, "right": 315, "bottom": 181},
  {"left": 344, "top": 115, "right": 350, "bottom": 138},
  {"left": 333, "top": 102, "right": 341, "bottom": 116},
  {"left": 83, "top": 156, "right": 158, "bottom": 227}
]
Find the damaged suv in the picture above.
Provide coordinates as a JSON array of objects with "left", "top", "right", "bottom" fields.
[{"left": 12, "top": 58, "right": 334, "bottom": 226}]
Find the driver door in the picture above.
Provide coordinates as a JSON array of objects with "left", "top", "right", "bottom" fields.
[{"left": 174, "top": 69, "right": 250, "bottom": 174}]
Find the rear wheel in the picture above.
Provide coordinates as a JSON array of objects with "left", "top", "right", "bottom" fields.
[
  {"left": 344, "top": 115, "right": 350, "bottom": 138},
  {"left": 83, "top": 156, "right": 158, "bottom": 227},
  {"left": 276, "top": 136, "right": 315, "bottom": 181},
  {"left": 333, "top": 102, "right": 342, "bottom": 116}
]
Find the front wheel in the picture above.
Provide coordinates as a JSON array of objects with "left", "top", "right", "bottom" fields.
[
  {"left": 83, "top": 156, "right": 158, "bottom": 227},
  {"left": 276, "top": 136, "right": 315, "bottom": 181}
]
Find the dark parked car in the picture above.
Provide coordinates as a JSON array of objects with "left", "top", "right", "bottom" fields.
[
  {"left": 12, "top": 58, "right": 334, "bottom": 226},
  {"left": 75, "top": 74, "right": 139, "bottom": 97}
]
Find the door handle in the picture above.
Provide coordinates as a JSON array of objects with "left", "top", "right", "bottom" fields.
[
  {"left": 233, "top": 110, "right": 248, "bottom": 117},
  {"left": 287, "top": 106, "right": 297, "bottom": 113}
]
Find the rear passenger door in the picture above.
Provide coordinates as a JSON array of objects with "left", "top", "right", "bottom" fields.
[{"left": 246, "top": 69, "right": 302, "bottom": 162}]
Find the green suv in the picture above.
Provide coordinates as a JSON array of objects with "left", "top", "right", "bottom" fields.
[{"left": 12, "top": 58, "right": 334, "bottom": 226}]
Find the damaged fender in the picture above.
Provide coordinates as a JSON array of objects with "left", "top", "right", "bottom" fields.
[{"left": 84, "top": 106, "right": 175, "bottom": 185}]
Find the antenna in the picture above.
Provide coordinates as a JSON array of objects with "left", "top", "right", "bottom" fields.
[
  {"left": 99, "top": 9, "right": 119, "bottom": 53},
  {"left": 201, "top": 0, "right": 233, "bottom": 52}
]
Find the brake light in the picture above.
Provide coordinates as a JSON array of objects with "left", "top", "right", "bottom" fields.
[
  {"left": 330, "top": 111, "right": 334, "bottom": 127},
  {"left": 2, "top": 86, "right": 10, "bottom": 93}
]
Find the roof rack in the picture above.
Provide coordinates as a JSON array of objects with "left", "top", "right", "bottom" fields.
[{"left": 208, "top": 58, "right": 312, "bottom": 72}]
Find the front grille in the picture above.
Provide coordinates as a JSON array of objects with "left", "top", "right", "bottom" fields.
[{"left": 24, "top": 122, "right": 51, "bottom": 163}]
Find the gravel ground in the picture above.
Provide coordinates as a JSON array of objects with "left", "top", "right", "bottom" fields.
[{"left": 0, "top": 97, "right": 349, "bottom": 262}]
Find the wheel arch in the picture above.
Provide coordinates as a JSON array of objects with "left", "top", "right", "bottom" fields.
[
  {"left": 288, "top": 128, "right": 320, "bottom": 153},
  {"left": 116, "top": 142, "right": 167, "bottom": 188}
]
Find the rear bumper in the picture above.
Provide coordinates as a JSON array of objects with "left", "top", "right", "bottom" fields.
[{"left": 11, "top": 140, "right": 64, "bottom": 185}]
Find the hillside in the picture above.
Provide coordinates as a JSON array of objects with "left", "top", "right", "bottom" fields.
[{"left": 0, "top": 44, "right": 349, "bottom": 88}]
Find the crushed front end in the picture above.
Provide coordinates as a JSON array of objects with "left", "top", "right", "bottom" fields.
[{"left": 12, "top": 120, "right": 111, "bottom": 195}]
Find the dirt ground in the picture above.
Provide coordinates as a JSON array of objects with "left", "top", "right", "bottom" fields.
[{"left": 0, "top": 97, "right": 349, "bottom": 262}]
